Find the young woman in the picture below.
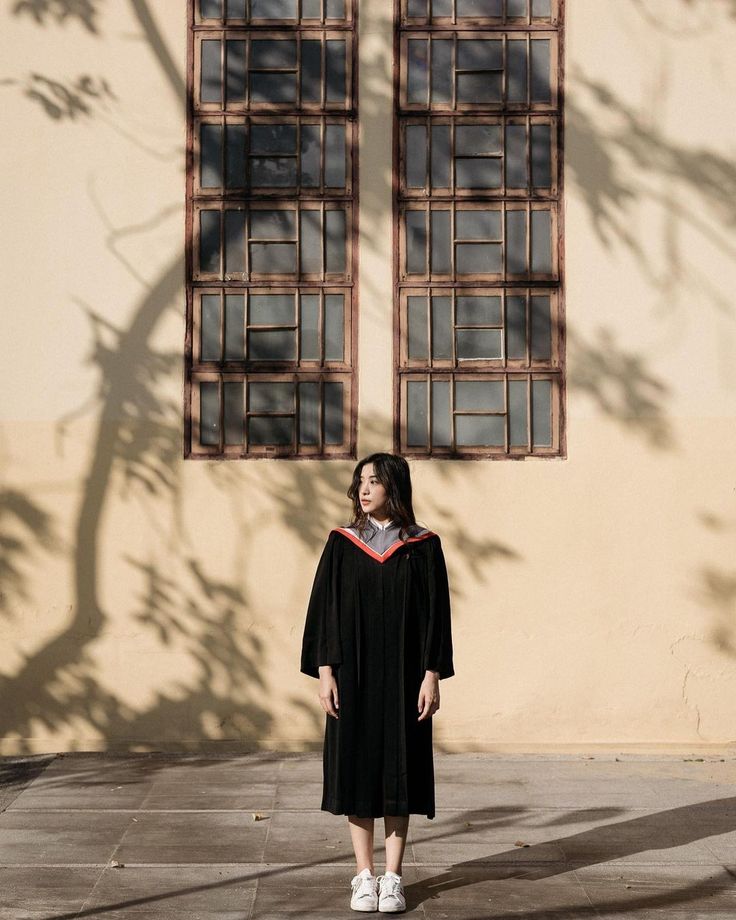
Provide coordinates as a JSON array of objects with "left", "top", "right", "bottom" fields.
[{"left": 300, "top": 452, "right": 455, "bottom": 913}]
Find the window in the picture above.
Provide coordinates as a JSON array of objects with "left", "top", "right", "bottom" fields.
[
  {"left": 186, "top": 0, "right": 357, "bottom": 457},
  {"left": 395, "top": 0, "right": 564, "bottom": 457}
]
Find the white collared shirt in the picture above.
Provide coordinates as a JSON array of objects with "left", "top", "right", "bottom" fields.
[{"left": 368, "top": 513, "right": 393, "bottom": 530}]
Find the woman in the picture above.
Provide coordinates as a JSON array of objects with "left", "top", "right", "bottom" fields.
[{"left": 300, "top": 452, "right": 455, "bottom": 913}]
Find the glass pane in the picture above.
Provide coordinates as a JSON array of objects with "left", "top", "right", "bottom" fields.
[
  {"left": 531, "top": 378, "right": 552, "bottom": 446},
  {"left": 200, "top": 123, "right": 222, "bottom": 188},
  {"left": 407, "top": 380, "right": 428, "bottom": 446},
  {"left": 531, "top": 123, "right": 552, "bottom": 187},
  {"left": 225, "top": 123, "right": 246, "bottom": 188},
  {"left": 200, "top": 209, "right": 221, "bottom": 273},
  {"left": 405, "top": 211, "right": 427, "bottom": 274},
  {"left": 302, "top": 0, "right": 321, "bottom": 16},
  {"left": 505, "top": 124, "right": 527, "bottom": 188},
  {"left": 200, "top": 381, "right": 220, "bottom": 446},
  {"left": 251, "top": 209, "right": 296, "bottom": 238},
  {"left": 457, "top": 242, "right": 501, "bottom": 273},
  {"left": 431, "top": 124, "right": 451, "bottom": 188},
  {"left": 201, "top": 0, "right": 221, "bottom": 18},
  {"left": 530, "top": 38, "right": 551, "bottom": 103},
  {"left": 248, "top": 415, "right": 294, "bottom": 445},
  {"left": 507, "top": 40, "right": 527, "bottom": 103},
  {"left": 301, "top": 40, "right": 322, "bottom": 103},
  {"left": 532, "top": 0, "right": 551, "bottom": 16},
  {"left": 251, "top": 122, "right": 296, "bottom": 153},
  {"left": 530, "top": 209, "right": 552, "bottom": 273},
  {"left": 456, "top": 158, "right": 501, "bottom": 189},
  {"left": 530, "top": 294, "right": 551, "bottom": 359},
  {"left": 456, "top": 0, "right": 502, "bottom": 14},
  {"left": 406, "top": 124, "right": 428, "bottom": 189},
  {"left": 226, "top": 0, "right": 246, "bottom": 15},
  {"left": 326, "top": 40, "right": 347, "bottom": 102},
  {"left": 251, "top": 73, "right": 297, "bottom": 103},
  {"left": 201, "top": 40, "right": 222, "bottom": 104},
  {"left": 300, "top": 123, "right": 321, "bottom": 186},
  {"left": 224, "top": 210, "right": 246, "bottom": 274},
  {"left": 407, "top": 296, "right": 428, "bottom": 360},
  {"left": 456, "top": 295, "right": 501, "bottom": 324},
  {"left": 431, "top": 296, "right": 452, "bottom": 360},
  {"left": 248, "top": 329, "right": 296, "bottom": 359},
  {"left": 430, "top": 39, "right": 452, "bottom": 104},
  {"left": 300, "top": 209, "right": 322, "bottom": 273},
  {"left": 457, "top": 39, "right": 502, "bottom": 70},
  {"left": 325, "top": 293, "right": 344, "bottom": 360},
  {"left": 251, "top": 0, "right": 297, "bottom": 16},
  {"left": 456, "top": 379, "right": 504, "bottom": 410},
  {"left": 250, "top": 380, "right": 293, "bottom": 411},
  {"left": 456, "top": 413, "right": 504, "bottom": 446},
  {"left": 201, "top": 295, "right": 221, "bottom": 361},
  {"left": 505, "top": 209, "right": 526, "bottom": 273},
  {"left": 225, "top": 294, "right": 245, "bottom": 359},
  {"left": 508, "top": 378, "right": 528, "bottom": 446},
  {"left": 456, "top": 124, "right": 501, "bottom": 155},
  {"left": 223, "top": 381, "right": 244, "bottom": 445},
  {"left": 407, "top": 39, "right": 429, "bottom": 104},
  {"left": 225, "top": 40, "right": 246, "bottom": 102},
  {"left": 251, "top": 157, "right": 297, "bottom": 186},
  {"left": 433, "top": 0, "right": 452, "bottom": 15},
  {"left": 299, "top": 380, "right": 319, "bottom": 445},
  {"left": 250, "top": 293, "right": 294, "bottom": 324},
  {"left": 457, "top": 72, "right": 502, "bottom": 103},
  {"left": 456, "top": 209, "right": 499, "bottom": 239},
  {"left": 326, "top": 0, "right": 345, "bottom": 16},
  {"left": 506, "top": 294, "right": 526, "bottom": 359},
  {"left": 507, "top": 0, "right": 527, "bottom": 15},
  {"left": 456, "top": 328, "right": 503, "bottom": 359},
  {"left": 431, "top": 210, "right": 451, "bottom": 273},
  {"left": 252, "top": 39, "right": 296, "bottom": 68},
  {"left": 431, "top": 379, "right": 452, "bottom": 446},
  {"left": 250, "top": 242, "right": 296, "bottom": 273},
  {"left": 407, "top": 0, "right": 427, "bottom": 16},
  {"left": 325, "top": 209, "right": 346, "bottom": 273},
  {"left": 300, "top": 293, "right": 320, "bottom": 359},
  {"left": 324, "top": 381, "right": 343, "bottom": 444},
  {"left": 325, "top": 124, "right": 346, "bottom": 187}
]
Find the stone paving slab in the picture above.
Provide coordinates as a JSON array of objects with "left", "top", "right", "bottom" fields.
[{"left": 2, "top": 751, "right": 736, "bottom": 917}]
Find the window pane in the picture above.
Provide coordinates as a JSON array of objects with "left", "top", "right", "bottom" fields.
[
  {"left": 456, "top": 123, "right": 501, "bottom": 155},
  {"left": 325, "top": 124, "right": 346, "bottom": 187},
  {"left": 508, "top": 378, "right": 528, "bottom": 446},
  {"left": 407, "top": 380, "right": 428, "bottom": 446},
  {"left": 408, "top": 296, "right": 428, "bottom": 359},
  {"left": 431, "top": 295, "right": 452, "bottom": 360},
  {"left": 530, "top": 294, "right": 551, "bottom": 359},
  {"left": 455, "top": 379, "right": 503, "bottom": 410},
  {"left": 431, "top": 39, "right": 452, "bottom": 103},
  {"left": 456, "top": 209, "right": 499, "bottom": 239},
  {"left": 456, "top": 243, "right": 501, "bottom": 273},
  {"left": 507, "top": 40, "right": 527, "bottom": 102},
  {"left": 251, "top": 156, "right": 297, "bottom": 186},
  {"left": 530, "top": 38, "right": 551, "bottom": 103},
  {"left": 431, "top": 124, "right": 451, "bottom": 188},
  {"left": 325, "top": 293, "right": 344, "bottom": 360},
  {"left": 507, "top": 0, "right": 527, "bottom": 16},
  {"left": 408, "top": 39, "right": 429, "bottom": 104},
  {"left": 200, "top": 209, "right": 221, "bottom": 273},
  {"left": 301, "top": 40, "right": 322, "bottom": 102},
  {"left": 406, "top": 125, "right": 428, "bottom": 188},
  {"left": 223, "top": 381, "right": 244, "bottom": 444},
  {"left": 456, "top": 413, "right": 504, "bottom": 446},
  {"left": 531, "top": 378, "right": 552, "bottom": 446},
  {"left": 201, "top": 40, "right": 222, "bottom": 104},
  {"left": 433, "top": 0, "right": 452, "bottom": 15},
  {"left": 299, "top": 380, "right": 319, "bottom": 444},
  {"left": 250, "top": 242, "right": 296, "bottom": 273},
  {"left": 250, "top": 380, "right": 293, "bottom": 411},
  {"left": 300, "top": 209, "right": 322, "bottom": 273},
  {"left": 407, "top": 0, "right": 427, "bottom": 16},
  {"left": 226, "top": 0, "right": 246, "bottom": 15},
  {"left": 456, "top": 0, "right": 503, "bottom": 15},
  {"left": 505, "top": 124, "right": 527, "bottom": 188},
  {"left": 201, "top": 295, "right": 221, "bottom": 361},
  {"left": 532, "top": 0, "right": 551, "bottom": 16},
  {"left": 251, "top": 122, "right": 296, "bottom": 153},
  {"left": 456, "top": 158, "right": 501, "bottom": 189},
  {"left": 251, "top": 209, "right": 296, "bottom": 238},
  {"left": 531, "top": 209, "right": 552, "bottom": 272},
  {"left": 249, "top": 415, "right": 294, "bottom": 444},
  {"left": 325, "top": 209, "right": 346, "bottom": 273},
  {"left": 226, "top": 40, "right": 246, "bottom": 102},
  {"left": 225, "top": 294, "right": 245, "bottom": 359},
  {"left": 200, "top": 123, "right": 222, "bottom": 188},
  {"left": 506, "top": 294, "right": 526, "bottom": 359},
  {"left": 250, "top": 293, "right": 294, "bottom": 324},
  {"left": 224, "top": 210, "right": 246, "bottom": 273},
  {"left": 324, "top": 381, "right": 343, "bottom": 443},
  {"left": 431, "top": 210, "right": 451, "bottom": 273},
  {"left": 248, "top": 329, "right": 296, "bottom": 359},
  {"left": 300, "top": 293, "right": 320, "bottom": 359},
  {"left": 531, "top": 123, "right": 552, "bottom": 186},
  {"left": 200, "top": 381, "right": 220, "bottom": 446},
  {"left": 251, "top": 73, "right": 297, "bottom": 103},
  {"left": 457, "top": 72, "right": 502, "bottom": 103},
  {"left": 300, "top": 123, "right": 321, "bottom": 186},
  {"left": 326, "top": 0, "right": 345, "bottom": 16},
  {"left": 406, "top": 211, "right": 427, "bottom": 273},
  {"left": 302, "top": 0, "right": 321, "bottom": 16},
  {"left": 505, "top": 209, "right": 526, "bottom": 273},
  {"left": 225, "top": 123, "right": 246, "bottom": 187},
  {"left": 201, "top": 0, "right": 221, "bottom": 18},
  {"left": 456, "top": 295, "right": 501, "bottom": 324},
  {"left": 251, "top": 0, "right": 297, "bottom": 16},
  {"left": 456, "top": 328, "right": 502, "bottom": 359},
  {"left": 457, "top": 39, "right": 502, "bottom": 70},
  {"left": 431, "top": 379, "right": 452, "bottom": 446},
  {"left": 251, "top": 39, "right": 296, "bottom": 68},
  {"left": 326, "top": 40, "right": 346, "bottom": 102}
]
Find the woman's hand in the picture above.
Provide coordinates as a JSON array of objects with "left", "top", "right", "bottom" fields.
[
  {"left": 318, "top": 666, "right": 339, "bottom": 719},
  {"left": 417, "top": 670, "right": 440, "bottom": 721}
]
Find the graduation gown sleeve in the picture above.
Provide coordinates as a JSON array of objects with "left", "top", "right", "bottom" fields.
[
  {"left": 422, "top": 535, "right": 455, "bottom": 680},
  {"left": 300, "top": 531, "right": 343, "bottom": 678}
]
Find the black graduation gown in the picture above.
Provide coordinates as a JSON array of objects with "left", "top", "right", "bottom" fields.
[{"left": 300, "top": 524, "right": 454, "bottom": 819}]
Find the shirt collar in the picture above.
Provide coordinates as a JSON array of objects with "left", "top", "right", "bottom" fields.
[{"left": 367, "top": 513, "right": 394, "bottom": 530}]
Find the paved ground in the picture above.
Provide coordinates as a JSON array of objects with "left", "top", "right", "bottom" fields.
[{"left": 1, "top": 750, "right": 736, "bottom": 918}]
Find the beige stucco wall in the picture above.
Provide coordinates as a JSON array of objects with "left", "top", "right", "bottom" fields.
[{"left": 1, "top": 0, "right": 735, "bottom": 754}]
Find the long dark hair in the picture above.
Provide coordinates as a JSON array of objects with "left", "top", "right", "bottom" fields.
[{"left": 345, "top": 453, "right": 426, "bottom": 542}]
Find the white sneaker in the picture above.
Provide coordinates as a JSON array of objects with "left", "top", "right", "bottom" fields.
[
  {"left": 377, "top": 871, "right": 406, "bottom": 912},
  {"left": 350, "top": 867, "right": 379, "bottom": 911}
]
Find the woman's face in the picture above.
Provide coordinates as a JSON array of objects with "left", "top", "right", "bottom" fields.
[{"left": 358, "top": 463, "right": 389, "bottom": 519}]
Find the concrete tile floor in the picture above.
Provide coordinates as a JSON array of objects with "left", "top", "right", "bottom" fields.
[{"left": 1, "top": 751, "right": 736, "bottom": 918}]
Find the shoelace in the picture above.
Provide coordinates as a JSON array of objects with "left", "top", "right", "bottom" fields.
[
  {"left": 351, "top": 873, "right": 377, "bottom": 901},
  {"left": 376, "top": 874, "right": 403, "bottom": 898}
]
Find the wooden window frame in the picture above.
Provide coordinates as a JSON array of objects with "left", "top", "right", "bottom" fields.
[
  {"left": 393, "top": 0, "right": 566, "bottom": 459},
  {"left": 185, "top": 0, "right": 358, "bottom": 459}
]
